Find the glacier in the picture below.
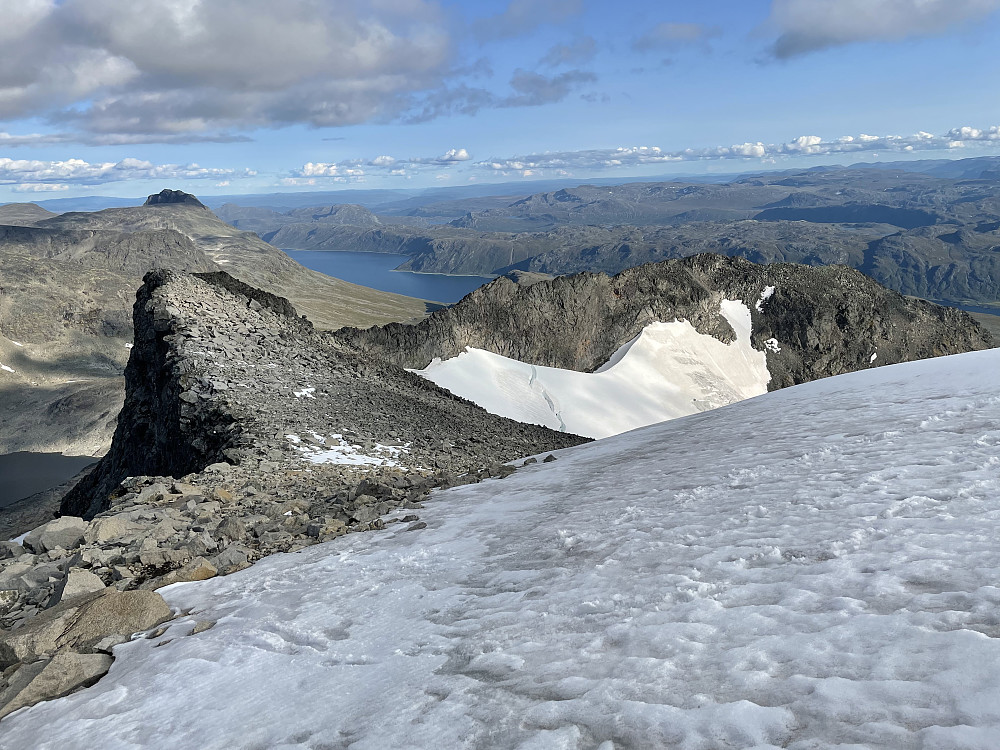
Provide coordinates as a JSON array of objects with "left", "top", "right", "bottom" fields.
[{"left": 414, "top": 300, "right": 771, "bottom": 439}]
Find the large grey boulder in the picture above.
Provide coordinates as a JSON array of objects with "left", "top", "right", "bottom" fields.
[
  {"left": 21, "top": 517, "right": 88, "bottom": 554},
  {"left": 0, "top": 589, "right": 171, "bottom": 668},
  {"left": 0, "top": 652, "right": 113, "bottom": 720},
  {"left": 50, "top": 569, "right": 106, "bottom": 607}
]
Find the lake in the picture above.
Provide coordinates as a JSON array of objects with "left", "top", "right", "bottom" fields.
[
  {"left": 0, "top": 452, "right": 97, "bottom": 508},
  {"left": 286, "top": 250, "right": 494, "bottom": 304}
]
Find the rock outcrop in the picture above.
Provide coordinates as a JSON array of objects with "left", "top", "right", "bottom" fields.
[
  {"left": 143, "top": 189, "right": 207, "bottom": 208},
  {"left": 62, "top": 269, "right": 584, "bottom": 519},
  {"left": 338, "top": 254, "right": 993, "bottom": 390}
]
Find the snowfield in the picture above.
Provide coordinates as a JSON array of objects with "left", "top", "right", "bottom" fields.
[
  {"left": 414, "top": 300, "right": 770, "bottom": 438},
  {"left": 4, "top": 349, "right": 1000, "bottom": 749}
]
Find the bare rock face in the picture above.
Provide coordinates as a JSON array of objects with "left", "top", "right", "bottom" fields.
[{"left": 338, "top": 253, "right": 993, "bottom": 390}]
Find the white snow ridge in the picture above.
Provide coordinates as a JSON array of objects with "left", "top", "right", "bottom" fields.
[
  {"left": 414, "top": 300, "right": 770, "bottom": 438},
  {"left": 5, "top": 348, "right": 1000, "bottom": 748}
]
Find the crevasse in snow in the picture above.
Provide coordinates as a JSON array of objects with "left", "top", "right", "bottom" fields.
[
  {"left": 414, "top": 300, "right": 770, "bottom": 438},
  {"left": 4, "top": 349, "right": 1000, "bottom": 748}
]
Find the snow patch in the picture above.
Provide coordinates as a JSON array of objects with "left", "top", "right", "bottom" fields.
[
  {"left": 286, "top": 432, "right": 405, "bottom": 467},
  {"left": 1, "top": 363, "right": 14, "bottom": 373},
  {"left": 755, "top": 285, "right": 776, "bottom": 312},
  {"left": 765, "top": 337, "right": 781, "bottom": 353},
  {"left": 293, "top": 386, "right": 316, "bottom": 399},
  {"left": 10, "top": 340, "right": 23, "bottom": 347},
  {"left": 870, "top": 351, "right": 878, "bottom": 363},
  {"left": 414, "top": 300, "right": 770, "bottom": 439}
]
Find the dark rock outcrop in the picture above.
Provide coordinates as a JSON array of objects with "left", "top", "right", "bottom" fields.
[
  {"left": 338, "top": 254, "right": 993, "bottom": 390},
  {"left": 143, "top": 189, "right": 207, "bottom": 208},
  {"left": 61, "top": 270, "right": 584, "bottom": 519}
]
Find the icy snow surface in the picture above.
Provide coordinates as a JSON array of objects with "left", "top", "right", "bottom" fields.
[
  {"left": 5, "top": 349, "right": 1000, "bottom": 749},
  {"left": 415, "top": 300, "right": 770, "bottom": 438}
]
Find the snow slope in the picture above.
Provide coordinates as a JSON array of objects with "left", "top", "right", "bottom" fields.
[
  {"left": 5, "top": 349, "right": 1000, "bottom": 749},
  {"left": 414, "top": 300, "right": 770, "bottom": 438}
]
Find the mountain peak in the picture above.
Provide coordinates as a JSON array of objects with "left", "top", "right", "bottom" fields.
[{"left": 143, "top": 189, "right": 206, "bottom": 208}]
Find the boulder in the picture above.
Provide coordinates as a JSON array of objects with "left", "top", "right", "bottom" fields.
[
  {"left": 0, "top": 589, "right": 172, "bottom": 667},
  {"left": 21, "top": 517, "right": 87, "bottom": 554},
  {"left": 84, "top": 514, "right": 141, "bottom": 545},
  {"left": 0, "top": 652, "right": 113, "bottom": 720},
  {"left": 150, "top": 557, "right": 217, "bottom": 589},
  {"left": 59, "top": 590, "right": 173, "bottom": 653},
  {"left": 50, "top": 569, "right": 106, "bottom": 607}
]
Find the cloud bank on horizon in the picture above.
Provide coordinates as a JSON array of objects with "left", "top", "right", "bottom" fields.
[{"left": 0, "top": 0, "right": 999, "bottom": 195}]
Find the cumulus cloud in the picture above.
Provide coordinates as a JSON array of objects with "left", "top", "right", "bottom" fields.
[
  {"left": 0, "top": 157, "right": 255, "bottom": 186},
  {"left": 12, "top": 183, "right": 69, "bottom": 192},
  {"left": 539, "top": 37, "right": 597, "bottom": 67},
  {"left": 292, "top": 147, "right": 472, "bottom": 181},
  {"left": 633, "top": 22, "right": 721, "bottom": 52},
  {"left": 474, "top": 0, "right": 583, "bottom": 40},
  {"left": 475, "top": 125, "right": 1000, "bottom": 175},
  {"left": 0, "top": 0, "right": 455, "bottom": 139},
  {"left": 767, "top": 0, "right": 1000, "bottom": 58}
]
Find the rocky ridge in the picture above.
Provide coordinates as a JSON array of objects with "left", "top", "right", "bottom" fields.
[
  {"left": 0, "top": 269, "right": 582, "bottom": 719},
  {"left": 338, "top": 254, "right": 993, "bottom": 390}
]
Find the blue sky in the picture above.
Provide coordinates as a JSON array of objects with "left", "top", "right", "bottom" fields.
[{"left": 2, "top": 0, "right": 1000, "bottom": 201}]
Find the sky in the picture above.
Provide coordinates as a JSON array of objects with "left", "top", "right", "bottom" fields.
[{"left": 2, "top": 0, "right": 1000, "bottom": 201}]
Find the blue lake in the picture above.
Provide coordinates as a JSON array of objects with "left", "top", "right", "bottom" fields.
[
  {"left": 0, "top": 452, "right": 96, "bottom": 508},
  {"left": 286, "top": 250, "right": 494, "bottom": 304}
]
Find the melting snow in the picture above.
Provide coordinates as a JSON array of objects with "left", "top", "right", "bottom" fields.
[
  {"left": 5, "top": 349, "right": 1000, "bottom": 748},
  {"left": 1, "top": 363, "right": 14, "bottom": 373},
  {"left": 293, "top": 386, "right": 316, "bottom": 399},
  {"left": 414, "top": 300, "right": 770, "bottom": 439},
  {"left": 765, "top": 337, "right": 782, "bottom": 353}
]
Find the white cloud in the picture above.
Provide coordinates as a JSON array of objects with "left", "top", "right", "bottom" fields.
[
  {"left": 0, "top": 157, "right": 254, "bottom": 186},
  {"left": 768, "top": 0, "right": 1000, "bottom": 57},
  {"left": 293, "top": 147, "right": 472, "bottom": 180},
  {"left": 475, "top": 125, "right": 1000, "bottom": 174},
  {"left": 0, "top": 0, "right": 453, "bottom": 138},
  {"left": 12, "top": 183, "right": 69, "bottom": 192},
  {"left": 437, "top": 148, "right": 470, "bottom": 162},
  {"left": 948, "top": 125, "right": 1000, "bottom": 141}
]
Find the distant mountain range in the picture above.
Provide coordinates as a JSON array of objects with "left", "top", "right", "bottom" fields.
[{"left": 200, "top": 159, "right": 1000, "bottom": 324}]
